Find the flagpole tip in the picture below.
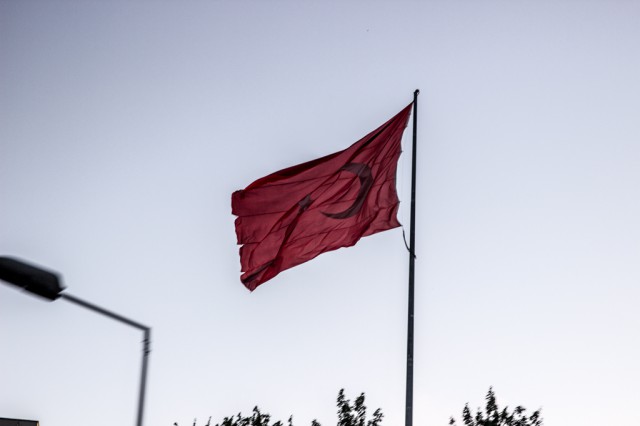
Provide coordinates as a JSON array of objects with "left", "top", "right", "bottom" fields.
[{"left": 414, "top": 89, "right": 420, "bottom": 96}]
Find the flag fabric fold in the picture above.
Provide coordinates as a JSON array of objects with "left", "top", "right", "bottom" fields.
[{"left": 232, "top": 103, "right": 413, "bottom": 291}]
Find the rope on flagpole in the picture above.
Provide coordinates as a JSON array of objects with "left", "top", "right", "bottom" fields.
[{"left": 402, "top": 227, "right": 417, "bottom": 259}]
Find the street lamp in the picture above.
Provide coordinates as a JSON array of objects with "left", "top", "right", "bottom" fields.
[{"left": 0, "top": 256, "right": 151, "bottom": 426}]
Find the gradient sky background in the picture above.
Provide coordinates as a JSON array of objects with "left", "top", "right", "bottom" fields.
[{"left": 1, "top": 1, "right": 639, "bottom": 426}]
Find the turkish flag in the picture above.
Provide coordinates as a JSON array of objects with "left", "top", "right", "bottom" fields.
[{"left": 232, "top": 103, "right": 413, "bottom": 290}]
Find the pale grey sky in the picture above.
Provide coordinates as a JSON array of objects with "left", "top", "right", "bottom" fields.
[{"left": 1, "top": 1, "right": 639, "bottom": 426}]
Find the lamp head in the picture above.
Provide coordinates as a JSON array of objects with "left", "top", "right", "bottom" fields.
[{"left": 0, "top": 256, "right": 65, "bottom": 300}]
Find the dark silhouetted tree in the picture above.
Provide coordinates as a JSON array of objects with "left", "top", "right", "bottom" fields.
[
  {"left": 449, "top": 387, "right": 542, "bottom": 426},
  {"left": 213, "top": 406, "right": 286, "bottom": 426},
  {"left": 175, "top": 389, "right": 382, "bottom": 426},
  {"left": 336, "top": 389, "right": 383, "bottom": 426}
]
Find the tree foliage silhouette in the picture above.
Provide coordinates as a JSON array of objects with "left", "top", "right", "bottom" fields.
[
  {"left": 175, "top": 389, "right": 383, "bottom": 426},
  {"left": 336, "top": 389, "right": 383, "bottom": 426},
  {"left": 449, "top": 388, "right": 542, "bottom": 426}
]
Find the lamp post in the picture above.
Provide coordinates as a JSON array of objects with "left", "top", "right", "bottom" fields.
[{"left": 0, "top": 256, "right": 151, "bottom": 426}]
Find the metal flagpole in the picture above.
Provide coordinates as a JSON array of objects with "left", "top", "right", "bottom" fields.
[{"left": 405, "top": 89, "right": 419, "bottom": 426}]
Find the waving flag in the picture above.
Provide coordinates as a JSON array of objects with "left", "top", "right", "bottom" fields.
[{"left": 232, "top": 103, "right": 413, "bottom": 291}]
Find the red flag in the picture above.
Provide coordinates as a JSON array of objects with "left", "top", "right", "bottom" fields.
[{"left": 232, "top": 103, "right": 413, "bottom": 291}]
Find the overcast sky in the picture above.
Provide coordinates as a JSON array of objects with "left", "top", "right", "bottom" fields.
[{"left": 1, "top": 1, "right": 639, "bottom": 426}]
